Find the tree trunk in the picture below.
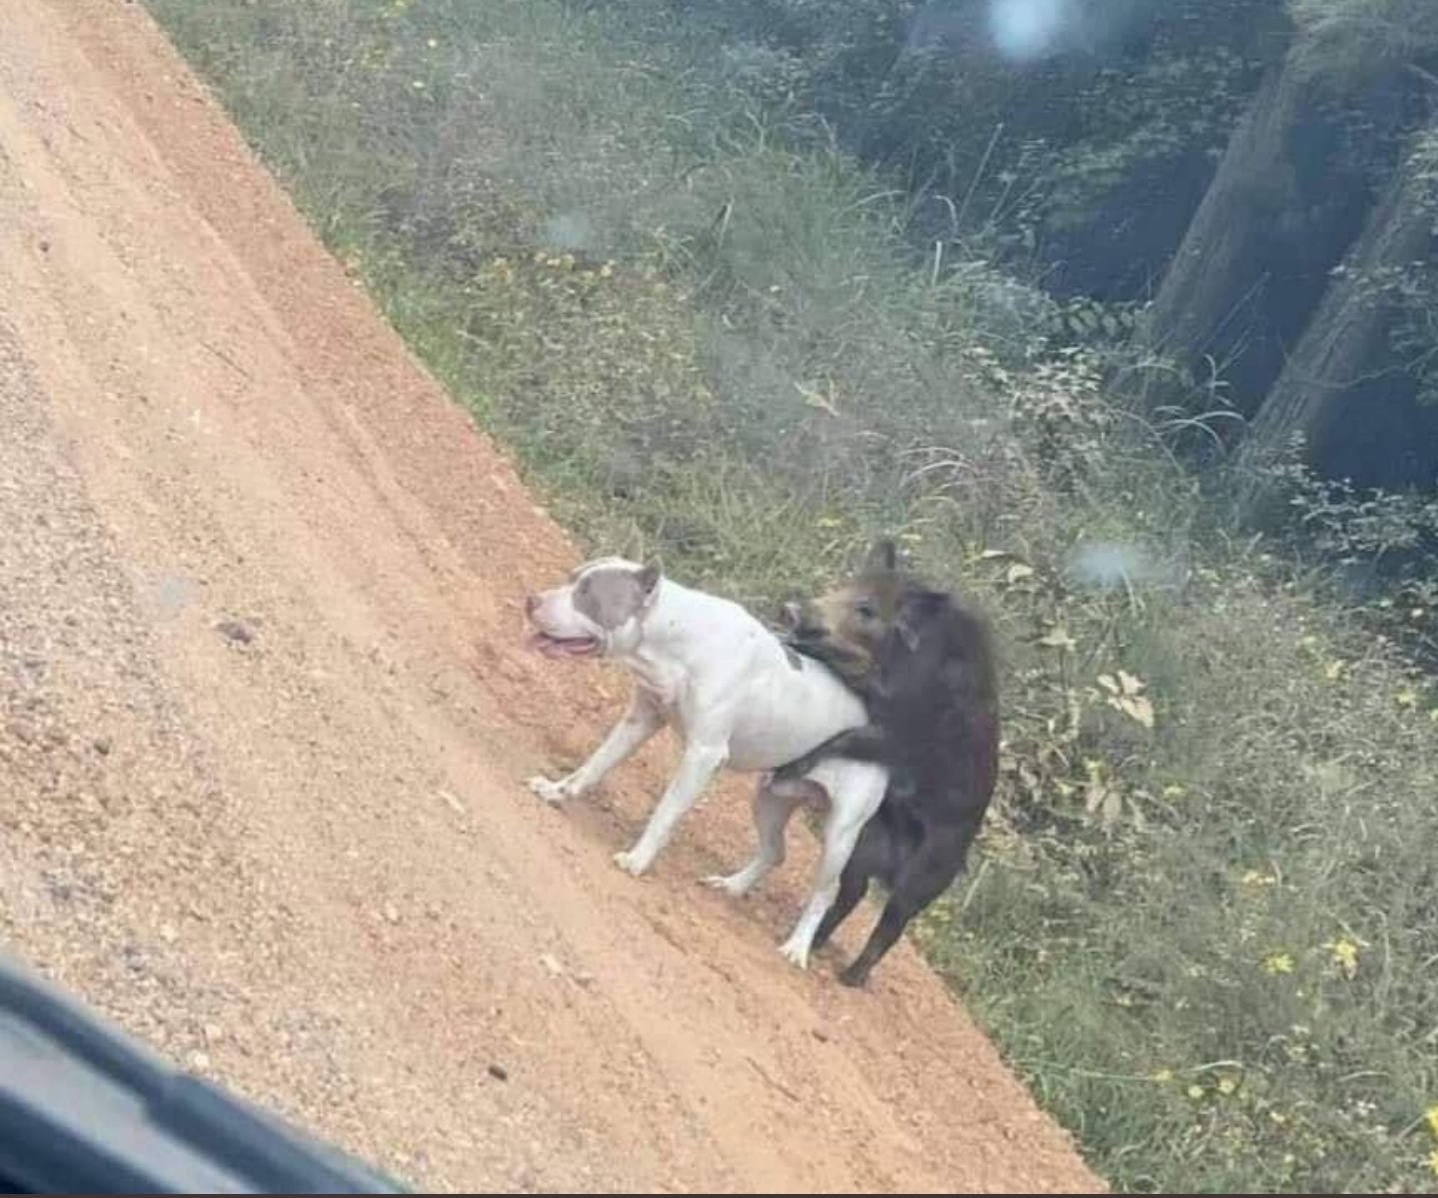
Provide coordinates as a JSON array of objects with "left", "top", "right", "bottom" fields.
[
  {"left": 1235, "top": 120, "right": 1438, "bottom": 514},
  {"left": 1144, "top": 61, "right": 1320, "bottom": 398}
]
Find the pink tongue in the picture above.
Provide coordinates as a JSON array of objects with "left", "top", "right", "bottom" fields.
[{"left": 529, "top": 633, "right": 591, "bottom": 659}]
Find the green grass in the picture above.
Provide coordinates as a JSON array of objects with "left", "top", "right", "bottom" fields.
[{"left": 146, "top": 0, "right": 1438, "bottom": 1190}]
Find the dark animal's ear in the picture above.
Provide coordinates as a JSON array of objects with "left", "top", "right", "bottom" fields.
[
  {"left": 637, "top": 562, "right": 662, "bottom": 600},
  {"left": 895, "top": 589, "right": 946, "bottom": 651},
  {"left": 867, "top": 538, "right": 899, "bottom": 573}
]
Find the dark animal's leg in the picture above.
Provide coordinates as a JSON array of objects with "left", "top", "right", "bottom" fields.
[
  {"left": 839, "top": 817, "right": 979, "bottom": 989},
  {"left": 771, "top": 724, "right": 891, "bottom": 785},
  {"left": 811, "top": 820, "right": 884, "bottom": 950},
  {"left": 812, "top": 863, "right": 867, "bottom": 951},
  {"left": 785, "top": 638, "right": 868, "bottom": 688}
]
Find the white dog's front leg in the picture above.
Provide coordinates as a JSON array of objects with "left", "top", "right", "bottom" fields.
[
  {"left": 614, "top": 739, "right": 728, "bottom": 877},
  {"left": 528, "top": 695, "right": 664, "bottom": 805},
  {"left": 779, "top": 765, "right": 886, "bottom": 970}
]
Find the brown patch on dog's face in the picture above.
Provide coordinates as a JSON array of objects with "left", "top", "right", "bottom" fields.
[
  {"left": 572, "top": 562, "right": 661, "bottom": 630},
  {"left": 526, "top": 558, "right": 662, "bottom": 660}
]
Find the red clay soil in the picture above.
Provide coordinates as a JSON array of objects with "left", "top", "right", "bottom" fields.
[{"left": 0, "top": 2, "right": 1101, "bottom": 1191}]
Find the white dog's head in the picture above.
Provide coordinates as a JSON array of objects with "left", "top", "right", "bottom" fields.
[{"left": 525, "top": 557, "right": 662, "bottom": 660}]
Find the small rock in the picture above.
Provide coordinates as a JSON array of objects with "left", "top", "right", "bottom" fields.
[
  {"left": 382, "top": 904, "right": 400, "bottom": 925},
  {"left": 496, "top": 655, "right": 532, "bottom": 684},
  {"left": 438, "top": 790, "right": 465, "bottom": 816},
  {"left": 215, "top": 619, "right": 255, "bottom": 646},
  {"left": 92, "top": 737, "right": 112, "bottom": 757},
  {"left": 188, "top": 1050, "right": 211, "bottom": 1072},
  {"left": 159, "top": 923, "right": 178, "bottom": 944},
  {"left": 487, "top": 1064, "right": 509, "bottom": 1082},
  {"left": 538, "top": 953, "right": 564, "bottom": 978},
  {"left": 811, "top": 1028, "right": 831, "bottom": 1044}
]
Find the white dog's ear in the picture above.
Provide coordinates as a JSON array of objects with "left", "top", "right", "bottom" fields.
[{"left": 637, "top": 562, "right": 662, "bottom": 602}]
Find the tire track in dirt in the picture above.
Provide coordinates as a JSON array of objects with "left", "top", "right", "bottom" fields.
[{"left": 0, "top": 2, "right": 1101, "bottom": 1192}]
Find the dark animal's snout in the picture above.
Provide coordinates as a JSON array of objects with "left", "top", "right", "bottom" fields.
[{"left": 783, "top": 599, "right": 828, "bottom": 638}]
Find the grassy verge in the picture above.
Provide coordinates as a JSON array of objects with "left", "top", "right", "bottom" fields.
[{"left": 147, "top": 0, "right": 1438, "bottom": 1190}]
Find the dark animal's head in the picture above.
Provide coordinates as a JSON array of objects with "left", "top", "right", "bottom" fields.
[{"left": 783, "top": 539, "right": 948, "bottom": 685}]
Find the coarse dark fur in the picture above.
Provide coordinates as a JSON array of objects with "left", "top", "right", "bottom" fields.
[{"left": 775, "top": 540, "right": 999, "bottom": 988}]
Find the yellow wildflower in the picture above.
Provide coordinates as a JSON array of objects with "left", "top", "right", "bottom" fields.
[
  {"left": 1217, "top": 1077, "right": 1238, "bottom": 1096},
  {"left": 1150, "top": 1068, "right": 1173, "bottom": 1084},
  {"left": 1425, "top": 1105, "right": 1438, "bottom": 1138},
  {"left": 1324, "top": 936, "right": 1361, "bottom": 979},
  {"left": 1187, "top": 1084, "right": 1205, "bottom": 1100},
  {"left": 1428, "top": 1148, "right": 1438, "bottom": 1179},
  {"left": 1263, "top": 952, "right": 1295, "bottom": 975}
]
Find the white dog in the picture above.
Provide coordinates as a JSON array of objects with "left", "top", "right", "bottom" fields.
[{"left": 525, "top": 557, "right": 887, "bottom": 969}]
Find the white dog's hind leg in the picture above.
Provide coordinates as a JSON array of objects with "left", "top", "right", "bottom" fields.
[
  {"left": 528, "top": 695, "right": 664, "bottom": 804},
  {"left": 614, "top": 739, "right": 728, "bottom": 876},
  {"left": 779, "top": 764, "right": 886, "bottom": 970},
  {"left": 704, "top": 779, "right": 807, "bottom": 897}
]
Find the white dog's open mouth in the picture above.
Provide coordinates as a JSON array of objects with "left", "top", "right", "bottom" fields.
[{"left": 528, "top": 632, "right": 602, "bottom": 659}]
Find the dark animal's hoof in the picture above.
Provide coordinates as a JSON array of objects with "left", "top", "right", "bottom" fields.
[{"left": 837, "top": 964, "right": 869, "bottom": 989}]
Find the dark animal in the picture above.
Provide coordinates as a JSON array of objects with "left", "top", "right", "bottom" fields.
[{"left": 775, "top": 540, "right": 1000, "bottom": 988}]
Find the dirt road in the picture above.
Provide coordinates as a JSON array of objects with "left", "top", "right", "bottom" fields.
[{"left": 0, "top": 3, "right": 1099, "bottom": 1191}]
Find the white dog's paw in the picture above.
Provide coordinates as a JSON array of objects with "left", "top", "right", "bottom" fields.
[
  {"left": 703, "top": 871, "right": 751, "bottom": 898},
  {"left": 528, "top": 775, "right": 572, "bottom": 805},
  {"left": 613, "top": 848, "right": 651, "bottom": 877},
  {"left": 778, "top": 935, "right": 812, "bottom": 971}
]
